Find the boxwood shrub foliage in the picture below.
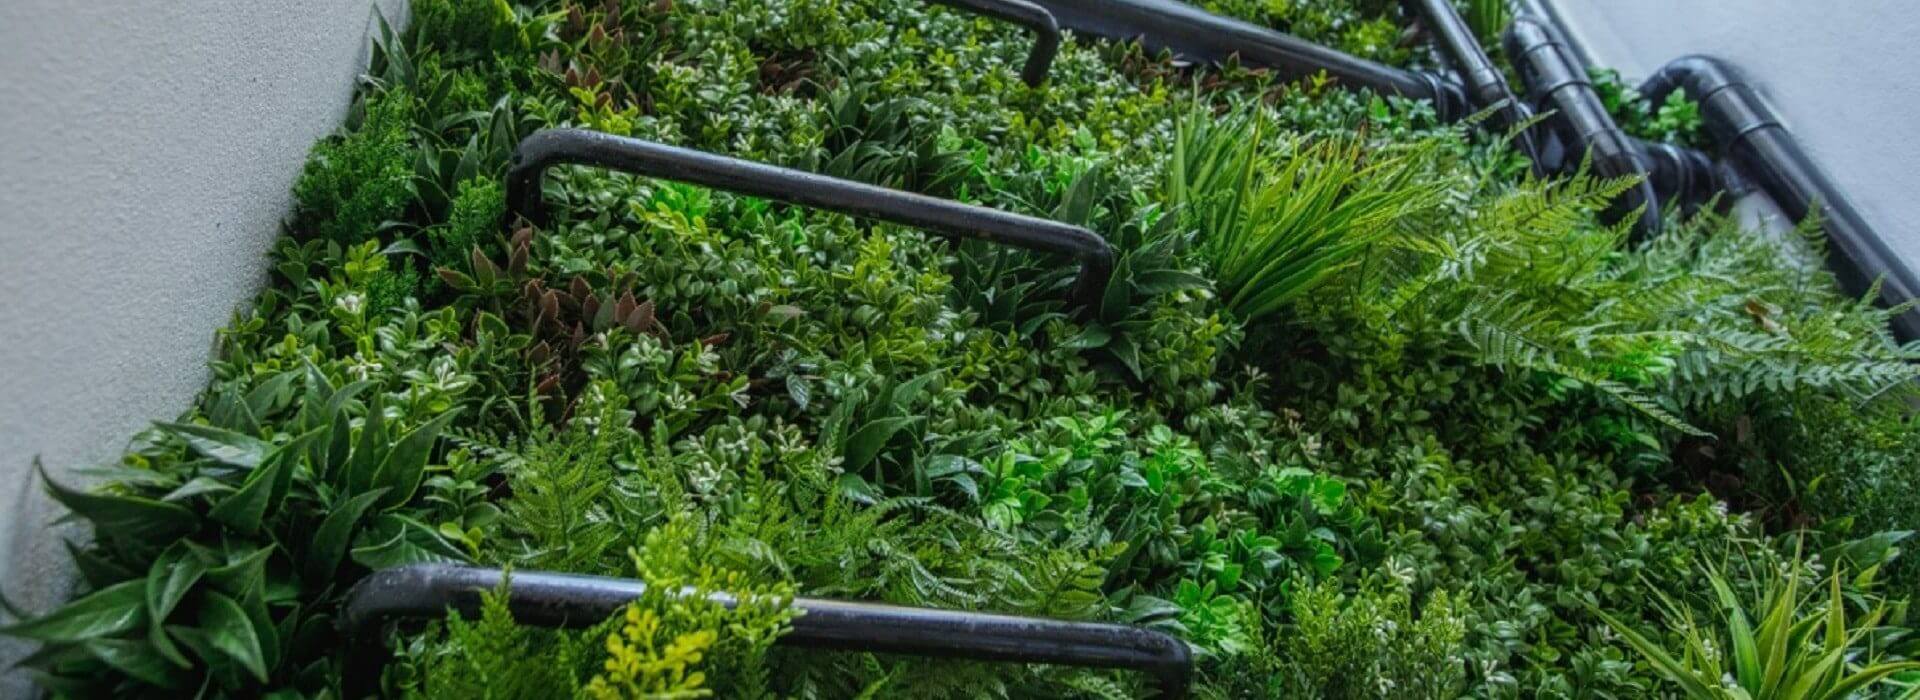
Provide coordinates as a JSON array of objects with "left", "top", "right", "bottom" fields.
[{"left": 9, "top": 0, "right": 1920, "bottom": 697}]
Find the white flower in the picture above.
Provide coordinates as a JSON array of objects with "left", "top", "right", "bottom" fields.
[
  {"left": 347, "top": 356, "right": 384, "bottom": 381},
  {"left": 335, "top": 292, "right": 366, "bottom": 315}
]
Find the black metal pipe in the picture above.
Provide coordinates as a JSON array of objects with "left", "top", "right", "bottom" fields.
[
  {"left": 1641, "top": 56, "right": 1920, "bottom": 341},
  {"left": 926, "top": 0, "right": 1061, "bottom": 86},
  {"left": 1028, "top": 0, "right": 1473, "bottom": 121},
  {"left": 1403, "top": 0, "right": 1544, "bottom": 168},
  {"left": 506, "top": 128, "right": 1113, "bottom": 309},
  {"left": 341, "top": 564, "right": 1193, "bottom": 698},
  {"left": 1504, "top": 15, "right": 1663, "bottom": 237}
]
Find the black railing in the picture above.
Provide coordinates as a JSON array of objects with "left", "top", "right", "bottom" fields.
[
  {"left": 927, "top": 0, "right": 1062, "bottom": 86},
  {"left": 341, "top": 564, "right": 1193, "bottom": 698},
  {"left": 505, "top": 128, "right": 1114, "bottom": 309}
]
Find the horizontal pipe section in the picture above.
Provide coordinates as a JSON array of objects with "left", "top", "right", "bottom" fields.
[
  {"left": 1029, "top": 0, "right": 1471, "bottom": 120},
  {"left": 927, "top": 0, "right": 1062, "bottom": 86},
  {"left": 1642, "top": 56, "right": 1920, "bottom": 340},
  {"left": 341, "top": 564, "right": 1193, "bottom": 698},
  {"left": 506, "top": 128, "right": 1113, "bottom": 309}
]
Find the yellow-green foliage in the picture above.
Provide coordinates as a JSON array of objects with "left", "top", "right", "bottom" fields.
[{"left": 586, "top": 607, "right": 717, "bottom": 699}]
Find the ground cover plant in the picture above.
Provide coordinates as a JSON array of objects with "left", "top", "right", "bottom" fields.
[{"left": 8, "top": 0, "right": 1920, "bottom": 697}]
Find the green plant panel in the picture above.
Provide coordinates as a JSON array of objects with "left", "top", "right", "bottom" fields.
[{"left": 7, "top": 0, "right": 1918, "bottom": 698}]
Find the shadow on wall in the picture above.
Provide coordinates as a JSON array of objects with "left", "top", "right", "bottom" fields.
[{"left": 0, "top": 0, "right": 406, "bottom": 694}]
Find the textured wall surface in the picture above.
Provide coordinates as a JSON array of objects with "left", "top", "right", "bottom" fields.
[
  {"left": 1541, "top": 0, "right": 1920, "bottom": 285},
  {"left": 0, "top": 0, "right": 401, "bottom": 692}
]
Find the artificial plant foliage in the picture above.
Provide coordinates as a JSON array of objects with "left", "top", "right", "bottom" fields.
[{"left": 8, "top": 0, "right": 1920, "bottom": 698}]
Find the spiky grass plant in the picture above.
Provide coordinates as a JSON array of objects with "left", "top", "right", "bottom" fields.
[
  {"left": 1590, "top": 560, "right": 1920, "bottom": 699},
  {"left": 1167, "top": 105, "right": 1445, "bottom": 323}
]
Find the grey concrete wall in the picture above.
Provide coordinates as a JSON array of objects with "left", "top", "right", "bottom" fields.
[
  {"left": 0, "top": 0, "right": 401, "bottom": 692},
  {"left": 1541, "top": 0, "right": 1920, "bottom": 285}
]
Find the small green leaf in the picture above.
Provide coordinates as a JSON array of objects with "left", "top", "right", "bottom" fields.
[
  {"left": 1, "top": 580, "right": 145, "bottom": 642},
  {"left": 243, "top": 370, "right": 302, "bottom": 420},
  {"left": 372, "top": 408, "right": 461, "bottom": 509},
  {"left": 198, "top": 591, "right": 269, "bottom": 683},
  {"left": 787, "top": 376, "right": 811, "bottom": 410}
]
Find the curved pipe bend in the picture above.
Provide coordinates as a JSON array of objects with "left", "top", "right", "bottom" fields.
[
  {"left": 926, "top": 0, "right": 1061, "bottom": 86},
  {"left": 1504, "top": 15, "right": 1663, "bottom": 237},
  {"left": 341, "top": 564, "right": 1193, "bottom": 699},
  {"left": 1641, "top": 56, "right": 1919, "bottom": 340}
]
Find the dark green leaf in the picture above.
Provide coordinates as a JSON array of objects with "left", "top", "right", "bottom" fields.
[
  {"left": 787, "top": 376, "right": 811, "bottom": 410},
  {"left": 345, "top": 396, "right": 388, "bottom": 494},
  {"left": 155, "top": 422, "right": 271, "bottom": 470},
  {"left": 350, "top": 514, "right": 469, "bottom": 569},
  {"left": 202, "top": 545, "right": 273, "bottom": 601},
  {"left": 1133, "top": 269, "right": 1210, "bottom": 296},
  {"left": 0, "top": 580, "right": 145, "bottom": 642},
  {"left": 83, "top": 639, "right": 181, "bottom": 688},
  {"left": 208, "top": 448, "right": 287, "bottom": 535},
  {"left": 160, "top": 476, "right": 234, "bottom": 503},
  {"left": 372, "top": 408, "right": 462, "bottom": 509},
  {"left": 1063, "top": 324, "right": 1112, "bottom": 350},
  {"left": 836, "top": 472, "right": 883, "bottom": 505},
  {"left": 843, "top": 416, "right": 915, "bottom": 471},
  {"left": 145, "top": 546, "right": 205, "bottom": 623},
  {"left": 198, "top": 591, "right": 268, "bottom": 683},
  {"left": 306, "top": 489, "right": 388, "bottom": 581},
  {"left": 40, "top": 463, "right": 196, "bottom": 539}
]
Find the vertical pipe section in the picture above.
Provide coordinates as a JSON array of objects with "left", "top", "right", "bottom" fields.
[
  {"left": 1403, "top": 0, "right": 1543, "bottom": 168},
  {"left": 1504, "top": 16, "right": 1662, "bottom": 237},
  {"left": 1029, "top": 0, "right": 1472, "bottom": 120},
  {"left": 1642, "top": 56, "right": 1920, "bottom": 340}
]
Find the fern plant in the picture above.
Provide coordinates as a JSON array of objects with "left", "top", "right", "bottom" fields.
[{"left": 1364, "top": 164, "right": 1918, "bottom": 434}]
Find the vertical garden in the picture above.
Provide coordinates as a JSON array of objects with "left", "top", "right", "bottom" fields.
[{"left": 7, "top": 0, "right": 1919, "bottom": 697}]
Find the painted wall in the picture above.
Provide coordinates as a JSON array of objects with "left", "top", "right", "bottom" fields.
[
  {"left": 1540, "top": 0, "right": 1920, "bottom": 288},
  {"left": 0, "top": 0, "right": 401, "bottom": 692}
]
